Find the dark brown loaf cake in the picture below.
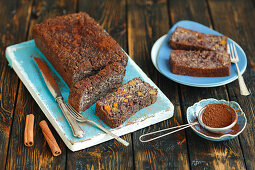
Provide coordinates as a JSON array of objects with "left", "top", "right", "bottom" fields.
[
  {"left": 95, "top": 78, "right": 158, "bottom": 128},
  {"left": 68, "top": 62, "right": 126, "bottom": 113},
  {"left": 32, "top": 12, "right": 128, "bottom": 87},
  {"left": 170, "top": 50, "right": 231, "bottom": 77},
  {"left": 169, "top": 26, "right": 228, "bottom": 53}
]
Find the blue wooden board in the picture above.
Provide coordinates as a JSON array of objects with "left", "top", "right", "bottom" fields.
[{"left": 6, "top": 40, "right": 174, "bottom": 151}]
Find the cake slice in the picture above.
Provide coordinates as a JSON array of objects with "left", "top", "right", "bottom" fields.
[
  {"left": 33, "top": 12, "right": 128, "bottom": 87},
  {"left": 170, "top": 50, "right": 231, "bottom": 77},
  {"left": 169, "top": 26, "right": 228, "bottom": 53},
  {"left": 95, "top": 78, "right": 158, "bottom": 128},
  {"left": 68, "top": 62, "right": 126, "bottom": 113}
]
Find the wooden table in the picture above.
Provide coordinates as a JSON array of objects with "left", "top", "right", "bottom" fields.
[{"left": 0, "top": 0, "right": 254, "bottom": 169}]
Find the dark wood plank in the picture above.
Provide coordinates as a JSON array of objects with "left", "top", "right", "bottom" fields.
[
  {"left": 168, "top": 0, "right": 246, "bottom": 169},
  {"left": 0, "top": 65, "right": 19, "bottom": 170},
  {"left": 78, "top": 0, "right": 127, "bottom": 49},
  {"left": 27, "top": 0, "right": 77, "bottom": 40},
  {"left": 0, "top": 0, "right": 32, "bottom": 168},
  {"left": 168, "top": 0, "right": 212, "bottom": 27},
  {"left": 5, "top": 0, "right": 77, "bottom": 169},
  {"left": 66, "top": 0, "right": 134, "bottom": 169},
  {"left": 128, "top": 0, "right": 190, "bottom": 169},
  {"left": 208, "top": 0, "right": 255, "bottom": 169},
  {"left": 5, "top": 83, "right": 67, "bottom": 169}
]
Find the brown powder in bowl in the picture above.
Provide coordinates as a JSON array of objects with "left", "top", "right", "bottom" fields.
[{"left": 202, "top": 103, "right": 234, "bottom": 128}]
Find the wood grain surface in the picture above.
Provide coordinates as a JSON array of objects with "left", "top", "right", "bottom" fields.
[
  {"left": 208, "top": 0, "right": 255, "bottom": 169},
  {"left": 169, "top": 0, "right": 246, "bottom": 169},
  {"left": 5, "top": 0, "right": 76, "bottom": 169},
  {"left": 0, "top": 0, "right": 32, "bottom": 169},
  {"left": 128, "top": 0, "right": 189, "bottom": 169},
  {"left": 66, "top": 0, "right": 134, "bottom": 169},
  {"left": 0, "top": 0, "right": 254, "bottom": 169}
]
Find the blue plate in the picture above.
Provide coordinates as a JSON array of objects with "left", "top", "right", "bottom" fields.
[
  {"left": 187, "top": 98, "right": 247, "bottom": 141},
  {"left": 157, "top": 20, "right": 247, "bottom": 87}
]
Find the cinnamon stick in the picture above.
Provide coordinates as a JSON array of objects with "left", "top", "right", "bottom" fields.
[
  {"left": 24, "top": 114, "right": 34, "bottom": 147},
  {"left": 39, "top": 120, "right": 62, "bottom": 156}
]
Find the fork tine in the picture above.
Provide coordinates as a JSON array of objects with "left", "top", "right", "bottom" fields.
[
  {"left": 66, "top": 103, "right": 77, "bottom": 113},
  {"left": 65, "top": 104, "right": 79, "bottom": 119},
  {"left": 227, "top": 44, "right": 231, "bottom": 54},
  {"left": 233, "top": 43, "right": 239, "bottom": 61},
  {"left": 65, "top": 102, "right": 129, "bottom": 146},
  {"left": 230, "top": 43, "right": 234, "bottom": 59},
  {"left": 64, "top": 104, "right": 80, "bottom": 120},
  {"left": 66, "top": 103, "right": 82, "bottom": 118}
]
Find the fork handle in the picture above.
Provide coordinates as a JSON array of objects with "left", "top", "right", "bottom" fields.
[
  {"left": 87, "top": 119, "right": 129, "bottom": 146},
  {"left": 56, "top": 97, "right": 84, "bottom": 138},
  {"left": 235, "top": 63, "right": 250, "bottom": 96}
]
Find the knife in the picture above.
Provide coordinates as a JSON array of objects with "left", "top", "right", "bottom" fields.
[{"left": 34, "top": 57, "right": 84, "bottom": 138}]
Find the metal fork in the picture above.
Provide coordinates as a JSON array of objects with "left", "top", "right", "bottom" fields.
[
  {"left": 229, "top": 43, "right": 250, "bottom": 96},
  {"left": 56, "top": 97, "right": 85, "bottom": 138},
  {"left": 65, "top": 103, "right": 129, "bottom": 146}
]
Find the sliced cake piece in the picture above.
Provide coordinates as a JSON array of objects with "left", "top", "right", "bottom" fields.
[
  {"left": 95, "top": 78, "right": 158, "bottom": 128},
  {"left": 68, "top": 62, "right": 126, "bottom": 113},
  {"left": 170, "top": 50, "right": 231, "bottom": 77},
  {"left": 169, "top": 26, "right": 228, "bottom": 53}
]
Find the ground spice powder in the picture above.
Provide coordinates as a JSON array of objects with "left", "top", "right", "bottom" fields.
[{"left": 202, "top": 103, "right": 234, "bottom": 128}]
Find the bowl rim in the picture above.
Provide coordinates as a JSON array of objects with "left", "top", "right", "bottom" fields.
[
  {"left": 198, "top": 103, "right": 238, "bottom": 133},
  {"left": 187, "top": 98, "right": 247, "bottom": 141}
]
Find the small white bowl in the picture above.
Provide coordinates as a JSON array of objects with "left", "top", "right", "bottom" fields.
[{"left": 197, "top": 103, "right": 243, "bottom": 134}]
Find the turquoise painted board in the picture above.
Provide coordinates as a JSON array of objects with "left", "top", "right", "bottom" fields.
[{"left": 6, "top": 40, "right": 174, "bottom": 151}]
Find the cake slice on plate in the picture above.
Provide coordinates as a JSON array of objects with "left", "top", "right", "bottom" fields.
[
  {"left": 170, "top": 50, "right": 231, "bottom": 77},
  {"left": 169, "top": 26, "right": 228, "bottom": 53}
]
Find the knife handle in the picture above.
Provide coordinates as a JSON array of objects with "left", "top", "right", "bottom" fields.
[{"left": 56, "top": 97, "right": 84, "bottom": 138}]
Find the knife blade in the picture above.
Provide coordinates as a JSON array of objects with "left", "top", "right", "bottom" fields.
[
  {"left": 34, "top": 57, "right": 84, "bottom": 138},
  {"left": 33, "top": 57, "right": 62, "bottom": 99}
]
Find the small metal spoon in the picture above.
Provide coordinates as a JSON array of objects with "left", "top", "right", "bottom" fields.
[
  {"left": 139, "top": 103, "right": 242, "bottom": 143},
  {"left": 139, "top": 121, "right": 199, "bottom": 143}
]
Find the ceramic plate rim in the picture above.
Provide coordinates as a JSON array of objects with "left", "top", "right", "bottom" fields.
[{"left": 152, "top": 20, "right": 247, "bottom": 87}]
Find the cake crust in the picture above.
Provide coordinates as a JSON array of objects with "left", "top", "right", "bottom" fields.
[
  {"left": 33, "top": 12, "right": 128, "bottom": 87},
  {"left": 169, "top": 26, "right": 228, "bottom": 53},
  {"left": 68, "top": 62, "right": 126, "bottom": 113},
  {"left": 170, "top": 50, "right": 231, "bottom": 77}
]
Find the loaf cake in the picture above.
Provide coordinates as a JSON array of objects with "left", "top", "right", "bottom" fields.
[
  {"left": 32, "top": 12, "right": 128, "bottom": 87},
  {"left": 68, "top": 62, "right": 126, "bottom": 113},
  {"left": 170, "top": 50, "right": 231, "bottom": 77},
  {"left": 169, "top": 26, "right": 228, "bottom": 53},
  {"left": 95, "top": 78, "right": 158, "bottom": 128}
]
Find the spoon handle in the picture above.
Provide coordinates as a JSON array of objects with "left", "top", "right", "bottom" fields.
[{"left": 139, "top": 122, "right": 199, "bottom": 143}]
